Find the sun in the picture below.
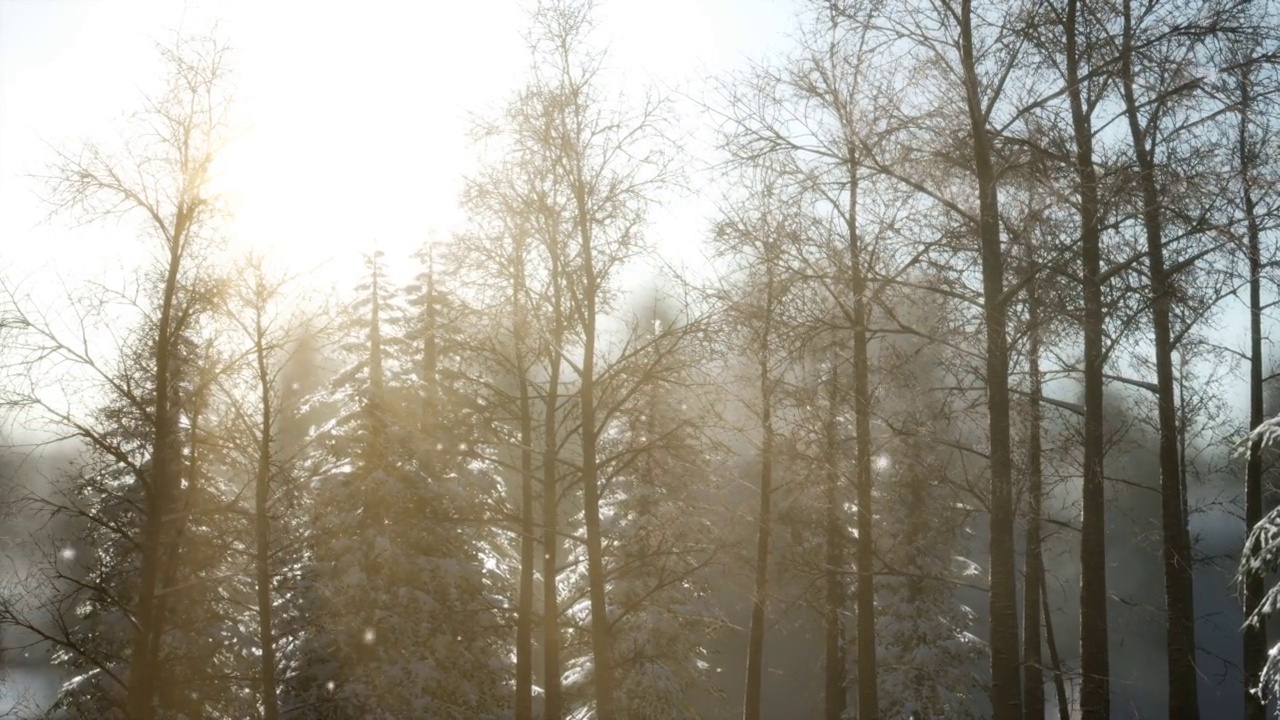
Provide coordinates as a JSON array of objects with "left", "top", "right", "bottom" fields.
[{"left": 199, "top": 1, "right": 530, "bottom": 289}]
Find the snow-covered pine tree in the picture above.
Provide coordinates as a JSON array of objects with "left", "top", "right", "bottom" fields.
[
  {"left": 393, "top": 241, "right": 508, "bottom": 715},
  {"left": 873, "top": 431, "right": 984, "bottom": 719},
  {"left": 1239, "top": 414, "right": 1280, "bottom": 703},
  {"left": 870, "top": 295, "right": 985, "bottom": 720},
  {"left": 288, "top": 250, "right": 408, "bottom": 716},
  {"left": 293, "top": 249, "right": 506, "bottom": 718}
]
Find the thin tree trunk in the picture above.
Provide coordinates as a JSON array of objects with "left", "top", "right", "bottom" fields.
[
  {"left": 1119, "top": 5, "right": 1199, "bottom": 716},
  {"left": 847, "top": 156, "right": 879, "bottom": 720},
  {"left": 824, "top": 358, "right": 846, "bottom": 720},
  {"left": 253, "top": 301, "right": 281, "bottom": 720},
  {"left": 958, "top": 3, "right": 1021, "bottom": 717},
  {"left": 744, "top": 271, "right": 776, "bottom": 720},
  {"left": 575, "top": 181, "right": 617, "bottom": 720},
  {"left": 514, "top": 234, "right": 536, "bottom": 720},
  {"left": 543, "top": 258, "right": 565, "bottom": 720},
  {"left": 1066, "top": 1, "right": 1110, "bottom": 716},
  {"left": 1240, "top": 63, "right": 1268, "bottom": 720},
  {"left": 1041, "top": 576, "right": 1071, "bottom": 720},
  {"left": 1023, "top": 287, "right": 1045, "bottom": 720}
]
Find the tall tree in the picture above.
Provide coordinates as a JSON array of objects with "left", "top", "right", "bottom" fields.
[
  {"left": 0, "top": 31, "right": 235, "bottom": 719},
  {"left": 28, "top": 32, "right": 235, "bottom": 718},
  {"left": 710, "top": 168, "right": 804, "bottom": 720},
  {"left": 525, "top": 3, "right": 675, "bottom": 715},
  {"left": 1233, "top": 49, "right": 1276, "bottom": 720},
  {"left": 1117, "top": 2, "right": 1213, "bottom": 713},
  {"left": 959, "top": 7, "right": 1021, "bottom": 714},
  {"left": 1062, "top": 0, "right": 1112, "bottom": 715},
  {"left": 714, "top": 3, "right": 890, "bottom": 708},
  {"left": 226, "top": 257, "right": 295, "bottom": 720}
]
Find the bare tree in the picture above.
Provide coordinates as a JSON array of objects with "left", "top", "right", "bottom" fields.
[
  {"left": 708, "top": 166, "right": 809, "bottom": 720},
  {"left": 219, "top": 255, "right": 319, "bottom": 720},
  {"left": 1229, "top": 42, "right": 1280, "bottom": 720},
  {"left": 0, "top": 30, "right": 236, "bottom": 719},
  {"left": 525, "top": 3, "right": 675, "bottom": 716}
]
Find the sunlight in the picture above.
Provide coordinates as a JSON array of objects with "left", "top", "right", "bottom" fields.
[
  {"left": 7, "top": 0, "right": 1260, "bottom": 718},
  {"left": 205, "top": 0, "right": 530, "bottom": 282}
]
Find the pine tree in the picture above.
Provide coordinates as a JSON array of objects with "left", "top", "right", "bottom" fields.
[{"left": 295, "top": 250, "right": 506, "bottom": 717}]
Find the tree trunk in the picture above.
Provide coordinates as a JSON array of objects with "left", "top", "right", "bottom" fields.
[
  {"left": 575, "top": 183, "right": 617, "bottom": 720},
  {"left": 1119, "top": 5, "right": 1199, "bottom": 717},
  {"left": 1042, "top": 577, "right": 1071, "bottom": 720},
  {"left": 543, "top": 259, "right": 565, "bottom": 720},
  {"left": 514, "top": 235, "right": 536, "bottom": 720},
  {"left": 1239, "top": 63, "right": 1267, "bottom": 720},
  {"left": 958, "top": 3, "right": 1021, "bottom": 717},
  {"left": 847, "top": 156, "right": 880, "bottom": 720},
  {"left": 824, "top": 359, "right": 846, "bottom": 720},
  {"left": 254, "top": 303, "right": 281, "bottom": 720},
  {"left": 126, "top": 216, "right": 188, "bottom": 720},
  {"left": 1023, "top": 287, "right": 1045, "bottom": 720},
  {"left": 1066, "top": 1, "right": 1111, "bottom": 715},
  {"left": 744, "top": 271, "right": 776, "bottom": 720}
]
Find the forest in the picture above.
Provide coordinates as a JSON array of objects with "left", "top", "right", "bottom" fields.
[{"left": 2, "top": 0, "right": 1280, "bottom": 718}]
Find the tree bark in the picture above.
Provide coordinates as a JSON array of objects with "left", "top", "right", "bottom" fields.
[
  {"left": 1065, "top": 1, "right": 1111, "bottom": 716},
  {"left": 744, "top": 269, "right": 776, "bottom": 720},
  {"left": 1023, "top": 285, "right": 1045, "bottom": 720},
  {"left": 542, "top": 254, "right": 565, "bottom": 720},
  {"left": 1119, "top": 4, "right": 1199, "bottom": 717},
  {"left": 824, "top": 359, "right": 846, "bottom": 720},
  {"left": 253, "top": 297, "right": 281, "bottom": 720},
  {"left": 1239, "top": 63, "right": 1267, "bottom": 720},
  {"left": 514, "top": 233, "right": 536, "bottom": 720},
  {"left": 958, "top": 2, "right": 1022, "bottom": 717}
]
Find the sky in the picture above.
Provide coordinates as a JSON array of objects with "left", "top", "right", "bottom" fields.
[
  {"left": 0, "top": 3, "right": 795, "bottom": 706},
  {"left": 0, "top": 0, "right": 794, "bottom": 294}
]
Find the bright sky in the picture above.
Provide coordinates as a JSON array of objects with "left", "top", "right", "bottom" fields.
[{"left": 0, "top": 0, "right": 794, "bottom": 293}]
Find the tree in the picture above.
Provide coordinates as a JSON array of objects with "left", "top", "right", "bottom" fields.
[
  {"left": 297, "top": 251, "right": 506, "bottom": 717},
  {"left": 1240, "top": 414, "right": 1280, "bottom": 700},
  {"left": 1056, "top": 1, "right": 1112, "bottom": 713},
  {"left": 710, "top": 167, "right": 807, "bottom": 720},
  {"left": 219, "top": 255, "right": 322, "bottom": 720},
  {"left": 1226, "top": 37, "right": 1280, "bottom": 720},
  {"left": 866, "top": 2, "right": 1027, "bottom": 713},
  {"left": 21, "top": 30, "right": 235, "bottom": 719},
  {"left": 520, "top": 3, "right": 676, "bottom": 716},
  {"left": 1115, "top": 2, "right": 1245, "bottom": 714}
]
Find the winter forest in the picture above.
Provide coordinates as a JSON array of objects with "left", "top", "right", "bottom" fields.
[{"left": 3, "top": 0, "right": 1280, "bottom": 717}]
